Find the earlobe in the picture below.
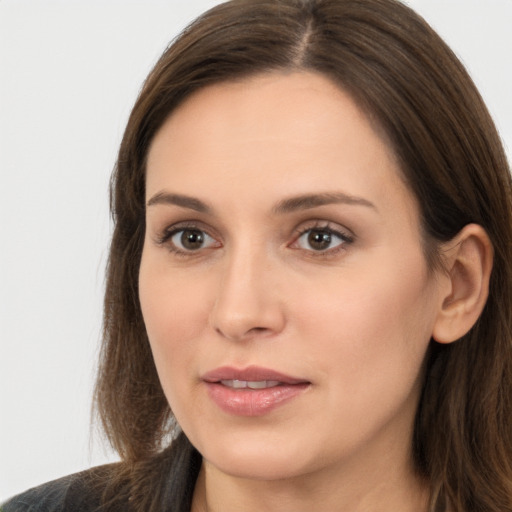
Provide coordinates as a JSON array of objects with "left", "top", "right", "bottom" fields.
[{"left": 432, "top": 224, "right": 493, "bottom": 344}]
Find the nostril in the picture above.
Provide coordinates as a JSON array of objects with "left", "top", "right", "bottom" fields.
[
  {"left": 245, "top": 326, "right": 273, "bottom": 337},
  {"left": 215, "top": 324, "right": 274, "bottom": 341},
  {"left": 210, "top": 287, "right": 286, "bottom": 340}
]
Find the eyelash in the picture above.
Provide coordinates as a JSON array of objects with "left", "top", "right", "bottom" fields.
[
  {"left": 290, "top": 221, "right": 354, "bottom": 257},
  {"left": 155, "top": 221, "right": 355, "bottom": 258},
  {"left": 156, "top": 222, "right": 220, "bottom": 257}
]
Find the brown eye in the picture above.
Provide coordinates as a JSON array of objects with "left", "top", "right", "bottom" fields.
[
  {"left": 170, "top": 228, "right": 217, "bottom": 252},
  {"left": 296, "top": 228, "right": 349, "bottom": 252},
  {"left": 181, "top": 229, "right": 204, "bottom": 250},
  {"left": 307, "top": 230, "right": 333, "bottom": 251}
]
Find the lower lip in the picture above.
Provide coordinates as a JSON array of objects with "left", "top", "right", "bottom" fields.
[{"left": 205, "top": 382, "right": 309, "bottom": 416}]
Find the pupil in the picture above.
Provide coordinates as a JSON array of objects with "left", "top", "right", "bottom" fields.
[
  {"left": 181, "top": 230, "right": 204, "bottom": 250},
  {"left": 308, "top": 230, "right": 331, "bottom": 250}
]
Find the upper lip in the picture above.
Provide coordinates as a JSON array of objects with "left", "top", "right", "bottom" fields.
[{"left": 201, "top": 365, "right": 309, "bottom": 385}]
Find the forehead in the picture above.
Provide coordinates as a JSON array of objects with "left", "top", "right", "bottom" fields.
[
  {"left": 148, "top": 72, "right": 386, "bottom": 156},
  {"left": 145, "top": 71, "right": 416, "bottom": 224}
]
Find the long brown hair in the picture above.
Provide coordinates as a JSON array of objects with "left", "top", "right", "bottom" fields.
[{"left": 94, "top": 1, "right": 512, "bottom": 510}]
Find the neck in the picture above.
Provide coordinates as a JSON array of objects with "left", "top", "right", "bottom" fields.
[
  {"left": 191, "top": 449, "right": 429, "bottom": 512},
  {"left": 190, "top": 380, "right": 429, "bottom": 512}
]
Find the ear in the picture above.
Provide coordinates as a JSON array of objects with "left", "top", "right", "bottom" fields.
[{"left": 432, "top": 224, "right": 493, "bottom": 344}]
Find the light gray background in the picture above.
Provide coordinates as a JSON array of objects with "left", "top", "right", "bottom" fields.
[{"left": 1, "top": 0, "right": 511, "bottom": 502}]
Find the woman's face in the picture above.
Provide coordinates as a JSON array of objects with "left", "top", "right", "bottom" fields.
[{"left": 140, "top": 72, "right": 445, "bottom": 481}]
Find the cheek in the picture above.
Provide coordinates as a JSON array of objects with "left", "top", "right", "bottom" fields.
[
  {"left": 138, "top": 252, "right": 212, "bottom": 392},
  {"left": 280, "top": 263, "right": 434, "bottom": 460},
  {"left": 293, "top": 253, "right": 436, "bottom": 396},
  {"left": 140, "top": 278, "right": 208, "bottom": 344}
]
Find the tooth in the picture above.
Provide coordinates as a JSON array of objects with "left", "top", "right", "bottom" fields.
[
  {"left": 247, "top": 380, "right": 281, "bottom": 389},
  {"left": 220, "top": 380, "right": 248, "bottom": 388},
  {"left": 219, "top": 380, "right": 282, "bottom": 389},
  {"left": 247, "top": 381, "right": 267, "bottom": 389}
]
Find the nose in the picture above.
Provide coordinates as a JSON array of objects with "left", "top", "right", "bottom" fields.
[{"left": 209, "top": 246, "right": 286, "bottom": 341}]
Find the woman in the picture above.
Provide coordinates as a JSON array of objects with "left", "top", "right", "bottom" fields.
[{"left": 3, "top": 0, "right": 511, "bottom": 510}]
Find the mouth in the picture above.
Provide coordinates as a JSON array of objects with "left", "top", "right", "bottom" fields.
[
  {"left": 202, "top": 365, "right": 308, "bottom": 385},
  {"left": 201, "top": 366, "right": 310, "bottom": 416},
  {"left": 219, "top": 379, "right": 282, "bottom": 389}
]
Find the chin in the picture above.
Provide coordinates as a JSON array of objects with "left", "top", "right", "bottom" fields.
[
  {"left": 193, "top": 428, "right": 320, "bottom": 481},
  {"left": 207, "top": 451, "right": 310, "bottom": 481}
]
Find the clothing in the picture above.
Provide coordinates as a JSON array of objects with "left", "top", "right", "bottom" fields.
[
  {"left": 1, "top": 466, "right": 113, "bottom": 512},
  {"left": 2, "top": 435, "right": 201, "bottom": 512}
]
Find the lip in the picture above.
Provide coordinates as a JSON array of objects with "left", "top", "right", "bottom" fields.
[
  {"left": 202, "top": 365, "right": 308, "bottom": 384},
  {"left": 201, "top": 365, "right": 310, "bottom": 417}
]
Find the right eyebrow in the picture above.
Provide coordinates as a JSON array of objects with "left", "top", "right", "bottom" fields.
[
  {"left": 146, "top": 192, "right": 212, "bottom": 214},
  {"left": 272, "top": 191, "right": 377, "bottom": 214}
]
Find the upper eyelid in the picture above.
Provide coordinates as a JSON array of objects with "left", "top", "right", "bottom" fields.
[
  {"left": 152, "top": 218, "right": 355, "bottom": 246},
  {"left": 292, "top": 220, "right": 355, "bottom": 239},
  {"left": 171, "top": 228, "right": 218, "bottom": 250},
  {"left": 295, "top": 229, "right": 352, "bottom": 246},
  {"left": 155, "top": 225, "right": 221, "bottom": 256},
  {"left": 155, "top": 220, "right": 219, "bottom": 241}
]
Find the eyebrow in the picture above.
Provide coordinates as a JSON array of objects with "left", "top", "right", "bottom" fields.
[
  {"left": 146, "top": 192, "right": 212, "bottom": 213},
  {"left": 146, "top": 190, "right": 376, "bottom": 215},
  {"left": 272, "top": 192, "right": 376, "bottom": 214}
]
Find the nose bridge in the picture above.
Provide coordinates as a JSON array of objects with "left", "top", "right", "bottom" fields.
[{"left": 210, "top": 238, "right": 284, "bottom": 340}]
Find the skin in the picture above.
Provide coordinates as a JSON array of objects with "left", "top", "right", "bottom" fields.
[{"left": 139, "top": 71, "right": 450, "bottom": 511}]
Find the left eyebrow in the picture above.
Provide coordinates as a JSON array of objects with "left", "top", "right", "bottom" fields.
[
  {"left": 272, "top": 192, "right": 377, "bottom": 214},
  {"left": 146, "top": 191, "right": 212, "bottom": 213}
]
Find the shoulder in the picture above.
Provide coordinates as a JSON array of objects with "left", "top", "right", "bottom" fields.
[{"left": 1, "top": 464, "right": 118, "bottom": 512}]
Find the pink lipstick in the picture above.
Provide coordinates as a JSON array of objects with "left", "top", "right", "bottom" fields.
[{"left": 202, "top": 365, "right": 310, "bottom": 416}]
